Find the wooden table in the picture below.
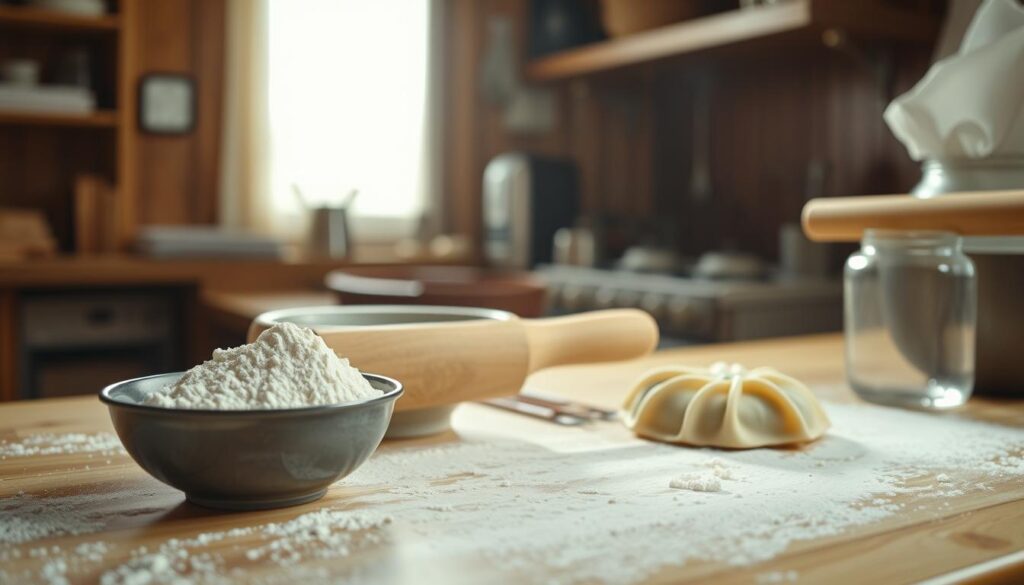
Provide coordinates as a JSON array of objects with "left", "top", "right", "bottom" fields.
[
  {"left": 0, "top": 244, "right": 449, "bottom": 289},
  {"left": 2, "top": 334, "right": 1023, "bottom": 584}
]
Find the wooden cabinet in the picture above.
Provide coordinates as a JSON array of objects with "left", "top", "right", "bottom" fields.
[
  {"left": 0, "top": 0, "right": 225, "bottom": 253},
  {"left": 0, "top": 1, "right": 133, "bottom": 251}
]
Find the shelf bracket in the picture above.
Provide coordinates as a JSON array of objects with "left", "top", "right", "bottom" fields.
[{"left": 821, "top": 28, "right": 896, "bottom": 105}]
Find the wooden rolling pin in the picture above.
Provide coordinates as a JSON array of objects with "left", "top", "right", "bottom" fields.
[{"left": 801, "top": 190, "right": 1024, "bottom": 242}]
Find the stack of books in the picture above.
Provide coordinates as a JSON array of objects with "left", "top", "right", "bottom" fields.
[
  {"left": 0, "top": 84, "right": 95, "bottom": 114},
  {"left": 136, "top": 226, "right": 284, "bottom": 259}
]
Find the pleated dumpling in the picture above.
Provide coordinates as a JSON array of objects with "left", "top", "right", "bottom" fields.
[{"left": 621, "top": 362, "right": 829, "bottom": 449}]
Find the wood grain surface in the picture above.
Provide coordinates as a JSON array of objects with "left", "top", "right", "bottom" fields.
[
  {"left": 526, "top": 0, "right": 938, "bottom": 81},
  {"left": 2, "top": 334, "right": 1023, "bottom": 584},
  {"left": 0, "top": 252, "right": 438, "bottom": 290},
  {"left": 0, "top": 5, "right": 121, "bottom": 30}
]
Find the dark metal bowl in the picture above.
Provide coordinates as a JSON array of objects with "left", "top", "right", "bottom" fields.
[{"left": 99, "top": 372, "right": 403, "bottom": 510}]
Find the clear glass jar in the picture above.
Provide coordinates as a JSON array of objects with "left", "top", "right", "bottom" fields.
[
  {"left": 844, "top": 230, "right": 976, "bottom": 409},
  {"left": 913, "top": 157, "right": 1024, "bottom": 396}
]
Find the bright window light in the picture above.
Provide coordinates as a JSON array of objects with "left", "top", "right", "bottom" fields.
[{"left": 267, "top": 0, "right": 429, "bottom": 226}]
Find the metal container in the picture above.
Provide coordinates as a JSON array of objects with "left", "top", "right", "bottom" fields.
[
  {"left": 912, "top": 157, "right": 1024, "bottom": 395},
  {"left": 915, "top": 159, "right": 1024, "bottom": 196},
  {"left": 309, "top": 206, "right": 351, "bottom": 259},
  {"left": 100, "top": 372, "right": 403, "bottom": 510},
  {"left": 483, "top": 153, "right": 579, "bottom": 270}
]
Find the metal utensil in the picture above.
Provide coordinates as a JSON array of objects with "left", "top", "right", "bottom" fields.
[
  {"left": 100, "top": 372, "right": 403, "bottom": 511},
  {"left": 517, "top": 390, "right": 618, "bottom": 421},
  {"left": 293, "top": 184, "right": 358, "bottom": 259},
  {"left": 481, "top": 396, "right": 587, "bottom": 425}
]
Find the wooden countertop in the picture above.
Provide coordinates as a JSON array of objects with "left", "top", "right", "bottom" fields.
[
  {"left": 2, "top": 334, "right": 1024, "bottom": 583},
  {"left": 0, "top": 249, "right": 447, "bottom": 290}
]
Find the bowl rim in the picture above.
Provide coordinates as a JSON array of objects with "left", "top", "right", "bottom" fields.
[
  {"left": 252, "top": 304, "right": 516, "bottom": 333},
  {"left": 324, "top": 267, "right": 547, "bottom": 299},
  {"left": 99, "top": 371, "right": 403, "bottom": 416}
]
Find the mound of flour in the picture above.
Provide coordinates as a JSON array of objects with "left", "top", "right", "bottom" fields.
[{"left": 144, "top": 322, "right": 381, "bottom": 409}]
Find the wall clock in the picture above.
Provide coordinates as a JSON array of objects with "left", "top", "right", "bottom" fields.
[{"left": 138, "top": 73, "right": 195, "bottom": 134}]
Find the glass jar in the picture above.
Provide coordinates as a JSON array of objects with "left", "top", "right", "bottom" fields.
[
  {"left": 913, "top": 157, "right": 1024, "bottom": 396},
  {"left": 844, "top": 230, "right": 976, "bottom": 409}
]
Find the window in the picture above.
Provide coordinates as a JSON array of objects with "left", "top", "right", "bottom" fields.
[{"left": 266, "top": 0, "right": 432, "bottom": 238}]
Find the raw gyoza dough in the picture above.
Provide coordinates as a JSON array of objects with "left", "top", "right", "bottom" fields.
[{"left": 621, "top": 362, "right": 830, "bottom": 449}]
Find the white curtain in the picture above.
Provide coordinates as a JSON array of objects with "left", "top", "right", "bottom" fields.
[{"left": 219, "top": 0, "right": 437, "bottom": 241}]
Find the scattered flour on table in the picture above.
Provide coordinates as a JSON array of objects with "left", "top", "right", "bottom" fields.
[
  {"left": 0, "top": 486, "right": 170, "bottom": 550},
  {"left": 0, "top": 493, "right": 109, "bottom": 545},
  {"left": 23, "top": 542, "right": 111, "bottom": 585},
  {"left": 0, "top": 433, "right": 124, "bottom": 459},
  {"left": 331, "top": 402, "right": 1024, "bottom": 583},
  {"left": 669, "top": 472, "right": 721, "bottom": 492},
  {"left": 0, "top": 505, "right": 390, "bottom": 585},
  {"left": 97, "top": 509, "right": 390, "bottom": 585},
  {"left": 669, "top": 458, "right": 735, "bottom": 492},
  {"left": 756, "top": 569, "right": 800, "bottom": 583},
  {"left": 143, "top": 322, "right": 380, "bottom": 410},
  {"left": 4, "top": 401, "right": 1024, "bottom": 584}
]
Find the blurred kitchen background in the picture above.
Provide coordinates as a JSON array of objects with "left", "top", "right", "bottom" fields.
[{"left": 0, "top": 0, "right": 954, "bottom": 400}]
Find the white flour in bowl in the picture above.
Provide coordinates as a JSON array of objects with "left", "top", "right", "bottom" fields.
[{"left": 144, "top": 322, "right": 381, "bottom": 410}]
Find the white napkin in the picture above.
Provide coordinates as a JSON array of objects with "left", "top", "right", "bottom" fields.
[{"left": 884, "top": 0, "right": 1024, "bottom": 161}]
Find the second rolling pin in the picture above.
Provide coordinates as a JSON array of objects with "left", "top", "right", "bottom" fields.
[{"left": 801, "top": 190, "right": 1024, "bottom": 242}]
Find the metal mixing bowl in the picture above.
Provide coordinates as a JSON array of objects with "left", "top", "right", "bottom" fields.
[{"left": 99, "top": 372, "right": 403, "bottom": 510}]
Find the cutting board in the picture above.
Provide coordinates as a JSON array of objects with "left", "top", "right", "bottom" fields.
[{"left": 2, "top": 334, "right": 1023, "bottom": 584}]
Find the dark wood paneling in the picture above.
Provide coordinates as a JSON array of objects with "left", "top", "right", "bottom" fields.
[
  {"left": 0, "top": 289, "right": 17, "bottom": 401},
  {"left": 439, "top": 0, "right": 483, "bottom": 243},
  {"left": 651, "top": 45, "right": 932, "bottom": 261},
  {"left": 132, "top": 0, "right": 225, "bottom": 227},
  {"left": 440, "top": 0, "right": 655, "bottom": 243},
  {"left": 441, "top": 0, "right": 936, "bottom": 268},
  {"left": 191, "top": 0, "right": 225, "bottom": 225},
  {"left": 134, "top": 0, "right": 193, "bottom": 225}
]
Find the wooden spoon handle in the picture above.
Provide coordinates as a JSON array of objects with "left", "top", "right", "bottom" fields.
[
  {"left": 801, "top": 190, "right": 1024, "bottom": 242},
  {"left": 522, "top": 309, "right": 659, "bottom": 374}
]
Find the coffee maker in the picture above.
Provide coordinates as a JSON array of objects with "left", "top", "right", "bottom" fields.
[{"left": 482, "top": 153, "right": 579, "bottom": 269}]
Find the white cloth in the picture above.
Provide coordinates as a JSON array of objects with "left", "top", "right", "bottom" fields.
[{"left": 884, "top": 0, "right": 1024, "bottom": 161}]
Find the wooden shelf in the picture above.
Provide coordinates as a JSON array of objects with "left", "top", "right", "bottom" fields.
[
  {"left": 0, "top": 6, "right": 119, "bottom": 32},
  {"left": 526, "top": 0, "right": 938, "bottom": 82},
  {"left": 0, "top": 109, "right": 118, "bottom": 128}
]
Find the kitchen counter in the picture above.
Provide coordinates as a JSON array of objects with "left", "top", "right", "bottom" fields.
[
  {"left": 0, "top": 249, "right": 427, "bottom": 290},
  {"left": 2, "top": 334, "right": 1024, "bottom": 583}
]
